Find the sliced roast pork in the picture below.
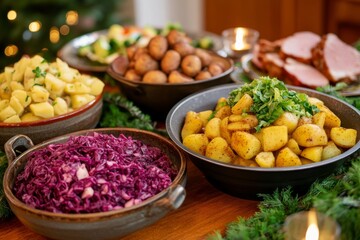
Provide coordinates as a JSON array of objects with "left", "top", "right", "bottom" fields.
[
  {"left": 284, "top": 58, "right": 329, "bottom": 88},
  {"left": 280, "top": 31, "right": 321, "bottom": 64},
  {"left": 312, "top": 33, "right": 360, "bottom": 82},
  {"left": 262, "top": 53, "right": 285, "bottom": 78}
]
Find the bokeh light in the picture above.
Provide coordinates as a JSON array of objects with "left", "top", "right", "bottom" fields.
[
  {"left": 60, "top": 25, "right": 70, "bottom": 35},
  {"left": 7, "top": 10, "right": 17, "bottom": 20},
  {"left": 66, "top": 10, "right": 78, "bottom": 25},
  {"left": 49, "top": 27, "right": 60, "bottom": 43},
  {"left": 29, "top": 21, "right": 41, "bottom": 32},
  {"left": 4, "top": 45, "right": 18, "bottom": 56}
]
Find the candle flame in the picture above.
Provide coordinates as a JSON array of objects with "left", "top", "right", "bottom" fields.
[
  {"left": 234, "top": 28, "right": 246, "bottom": 50},
  {"left": 305, "top": 210, "right": 319, "bottom": 240},
  {"left": 305, "top": 223, "right": 319, "bottom": 240}
]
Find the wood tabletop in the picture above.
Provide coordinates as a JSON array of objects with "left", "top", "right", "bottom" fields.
[{"left": 0, "top": 160, "right": 259, "bottom": 240}]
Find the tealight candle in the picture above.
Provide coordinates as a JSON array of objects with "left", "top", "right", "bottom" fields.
[
  {"left": 221, "top": 27, "right": 259, "bottom": 59},
  {"left": 283, "top": 209, "right": 341, "bottom": 240}
]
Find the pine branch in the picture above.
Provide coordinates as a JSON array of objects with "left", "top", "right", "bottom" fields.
[{"left": 0, "top": 150, "right": 12, "bottom": 219}]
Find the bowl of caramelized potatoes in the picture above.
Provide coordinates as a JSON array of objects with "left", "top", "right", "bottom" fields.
[
  {"left": 0, "top": 55, "right": 104, "bottom": 148},
  {"left": 166, "top": 77, "right": 360, "bottom": 198}
]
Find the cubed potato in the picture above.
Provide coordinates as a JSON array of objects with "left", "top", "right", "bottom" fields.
[
  {"left": 31, "top": 85, "right": 50, "bottom": 102},
  {"left": 0, "top": 82, "right": 11, "bottom": 99},
  {"left": 312, "top": 111, "right": 326, "bottom": 128},
  {"left": 30, "top": 102, "right": 54, "bottom": 118},
  {"left": 21, "top": 112, "right": 42, "bottom": 122},
  {"left": 181, "top": 111, "right": 203, "bottom": 140},
  {"left": 53, "top": 97, "right": 69, "bottom": 115},
  {"left": 45, "top": 73, "right": 66, "bottom": 98},
  {"left": 56, "top": 58, "right": 78, "bottom": 83},
  {"left": 183, "top": 133, "right": 209, "bottom": 155},
  {"left": 261, "top": 125, "right": 288, "bottom": 152},
  {"left": 220, "top": 117, "right": 232, "bottom": 144},
  {"left": 300, "top": 158, "right": 314, "bottom": 165},
  {"left": 215, "top": 97, "right": 227, "bottom": 111},
  {"left": 233, "top": 156, "right": 259, "bottom": 167},
  {"left": 90, "top": 78, "right": 104, "bottom": 95},
  {"left": 205, "top": 137, "right": 235, "bottom": 163},
  {"left": 214, "top": 105, "right": 231, "bottom": 119},
  {"left": 227, "top": 121, "right": 251, "bottom": 132},
  {"left": 255, "top": 152, "right": 275, "bottom": 168},
  {"left": 198, "top": 110, "right": 213, "bottom": 127},
  {"left": 4, "top": 66, "right": 14, "bottom": 83},
  {"left": 71, "top": 94, "right": 95, "bottom": 109},
  {"left": 286, "top": 138, "right": 302, "bottom": 155},
  {"left": 297, "top": 116, "right": 312, "bottom": 126},
  {"left": 330, "top": 127, "right": 357, "bottom": 148},
  {"left": 231, "top": 93, "right": 253, "bottom": 114},
  {"left": 300, "top": 146, "right": 323, "bottom": 162},
  {"left": 9, "top": 96, "right": 24, "bottom": 115},
  {"left": 65, "top": 82, "right": 91, "bottom": 95},
  {"left": 3, "top": 114, "right": 21, "bottom": 123},
  {"left": 322, "top": 141, "right": 342, "bottom": 160},
  {"left": 231, "top": 131, "right": 261, "bottom": 159},
  {"left": 276, "top": 147, "right": 302, "bottom": 167},
  {"left": 11, "top": 90, "right": 31, "bottom": 107},
  {"left": 0, "top": 99, "right": 9, "bottom": 111},
  {"left": 292, "top": 124, "right": 328, "bottom": 147},
  {"left": 311, "top": 100, "right": 341, "bottom": 128},
  {"left": 12, "top": 56, "right": 31, "bottom": 82},
  {"left": 273, "top": 112, "right": 299, "bottom": 133},
  {"left": 229, "top": 114, "right": 258, "bottom": 129},
  {"left": 205, "top": 117, "right": 221, "bottom": 139},
  {"left": 10, "top": 81, "right": 25, "bottom": 91},
  {"left": 0, "top": 106, "right": 16, "bottom": 121}
]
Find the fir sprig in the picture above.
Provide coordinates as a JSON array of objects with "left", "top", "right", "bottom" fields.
[
  {"left": 0, "top": 150, "right": 12, "bottom": 219},
  {"left": 207, "top": 157, "right": 360, "bottom": 240}
]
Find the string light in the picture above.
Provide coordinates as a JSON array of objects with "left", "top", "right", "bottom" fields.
[
  {"left": 29, "top": 21, "right": 41, "bottom": 32},
  {"left": 49, "top": 27, "right": 60, "bottom": 43},
  {"left": 4, "top": 45, "right": 18, "bottom": 56},
  {"left": 7, "top": 10, "right": 17, "bottom": 20},
  {"left": 60, "top": 25, "right": 70, "bottom": 35},
  {"left": 66, "top": 10, "right": 78, "bottom": 25}
]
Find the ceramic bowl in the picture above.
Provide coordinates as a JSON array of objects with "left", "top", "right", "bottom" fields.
[
  {"left": 0, "top": 94, "right": 103, "bottom": 149},
  {"left": 166, "top": 83, "right": 360, "bottom": 199},
  {"left": 3, "top": 128, "right": 187, "bottom": 240},
  {"left": 106, "top": 53, "right": 234, "bottom": 120}
]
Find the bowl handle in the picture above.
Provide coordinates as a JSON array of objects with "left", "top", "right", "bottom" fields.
[
  {"left": 4, "top": 135, "right": 34, "bottom": 165},
  {"left": 145, "top": 184, "right": 186, "bottom": 217}
]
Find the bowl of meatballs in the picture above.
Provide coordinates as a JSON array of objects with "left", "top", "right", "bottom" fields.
[{"left": 106, "top": 29, "right": 234, "bottom": 120}]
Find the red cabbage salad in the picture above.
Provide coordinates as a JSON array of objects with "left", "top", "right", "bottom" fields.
[{"left": 13, "top": 132, "right": 178, "bottom": 214}]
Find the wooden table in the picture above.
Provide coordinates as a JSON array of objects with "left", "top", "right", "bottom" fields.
[{"left": 0, "top": 160, "right": 259, "bottom": 240}]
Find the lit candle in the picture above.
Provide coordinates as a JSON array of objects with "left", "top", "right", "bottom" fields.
[
  {"left": 283, "top": 210, "right": 341, "bottom": 240},
  {"left": 305, "top": 210, "right": 319, "bottom": 240},
  {"left": 231, "top": 28, "right": 250, "bottom": 51}
]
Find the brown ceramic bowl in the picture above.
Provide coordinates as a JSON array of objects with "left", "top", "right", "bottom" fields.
[
  {"left": 0, "top": 94, "right": 103, "bottom": 149},
  {"left": 106, "top": 52, "right": 234, "bottom": 120},
  {"left": 166, "top": 83, "right": 360, "bottom": 199},
  {"left": 3, "top": 128, "right": 187, "bottom": 240}
]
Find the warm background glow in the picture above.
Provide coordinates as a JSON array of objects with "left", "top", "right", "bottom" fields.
[{"left": 7, "top": 10, "right": 17, "bottom": 20}]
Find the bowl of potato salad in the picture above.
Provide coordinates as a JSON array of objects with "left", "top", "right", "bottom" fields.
[
  {"left": 0, "top": 55, "right": 104, "bottom": 148},
  {"left": 166, "top": 77, "right": 360, "bottom": 198}
]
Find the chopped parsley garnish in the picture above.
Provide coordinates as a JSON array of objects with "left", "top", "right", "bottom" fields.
[
  {"left": 228, "top": 77, "right": 319, "bottom": 131},
  {"left": 32, "top": 66, "right": 46, "bottom": 79}
]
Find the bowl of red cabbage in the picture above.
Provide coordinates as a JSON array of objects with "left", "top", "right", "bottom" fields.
[{"left": 3, "top": 128, "right": 187, "bottom": 240}]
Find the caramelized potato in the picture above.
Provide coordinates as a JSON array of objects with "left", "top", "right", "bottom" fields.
[
  {"left": 181, "top": 55, "right": 202, "bottom": 77},
  {"left": 142, "top": 70, "right": 167, "bottom": 84},
  {"left": 161, "top": 50, "right": 181, "bottom": 74},
  {"left": 148, "top": 35, "right": 168, "bottom": 60}
]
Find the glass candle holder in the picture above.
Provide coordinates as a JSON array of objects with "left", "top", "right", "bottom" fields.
[
  {"left": 283, "top": 210, "right": 341, "bottom": 240},
  {"left": 221, "top": 27, "right": 259, "bottom": 59}
]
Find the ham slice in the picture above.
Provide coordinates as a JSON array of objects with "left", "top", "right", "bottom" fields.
[
  {"left": 284, "top": 58, "right": 329, "bottom": 88},
  {"left": 262, "top": 53, "right": 285, "bottom": 78},
  {"left": 312, "top": 33, "right": 360, "bottom": 82},
  {"left": 280, "top": 31, "right": 321, "bottom": 64}
]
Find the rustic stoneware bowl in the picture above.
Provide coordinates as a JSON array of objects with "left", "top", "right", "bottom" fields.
[
  {"left": 3, "top": 128, "right": 187, "bottom": 240},
  {"left": 166, "top": 83, "right": 360, "bottom": 199},
  {"left": 106, "top": 53, "right": 234, "bottom": 120},
  {"left": 0, "top": 94, "right": 103, "bottom": 149}
]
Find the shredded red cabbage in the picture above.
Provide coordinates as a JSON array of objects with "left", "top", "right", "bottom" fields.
[{"left": 13, "top": 132, "right": 178, "bottom": 214}]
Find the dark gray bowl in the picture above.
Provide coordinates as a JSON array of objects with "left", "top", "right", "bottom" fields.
[
  {"left": 106, "top": 53, "right": 234, "bottom": 120},
  {"left": 166, "top": 83, "right": 360, "bottom": 199}
]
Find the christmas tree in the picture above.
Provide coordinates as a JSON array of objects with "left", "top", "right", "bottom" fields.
[{"left": 0, "top": 0, "right": 129, "bottom": 69}]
